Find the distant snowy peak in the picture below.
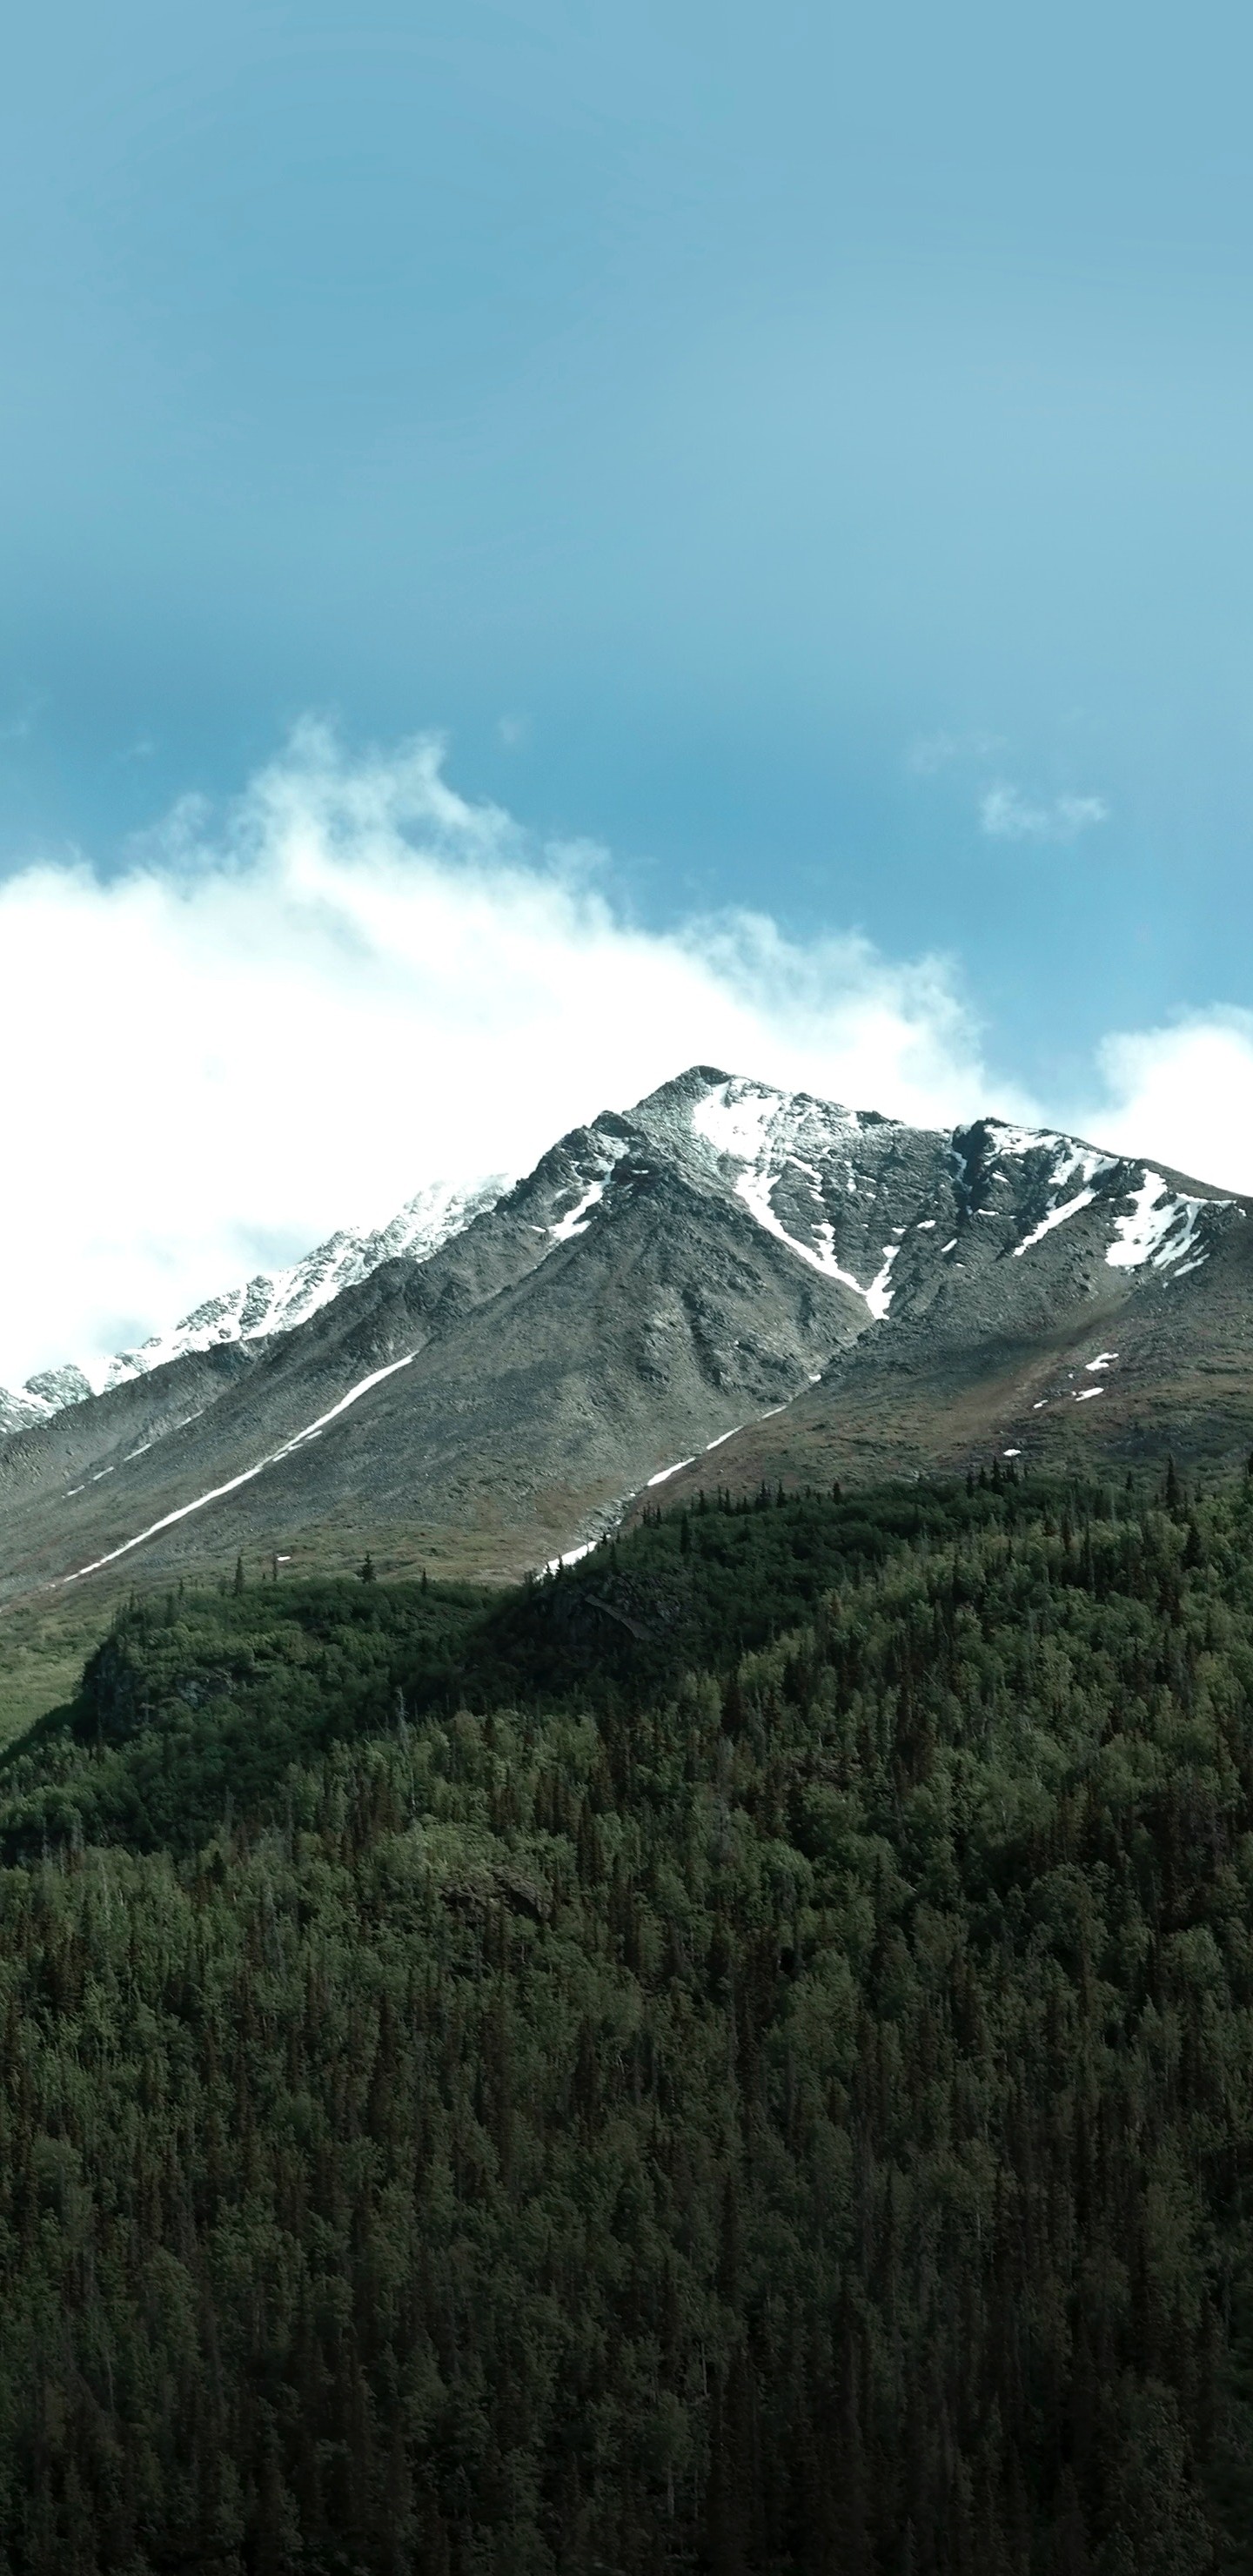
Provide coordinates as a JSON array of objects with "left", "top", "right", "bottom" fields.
[
  {"left": 100, "top": 1176, "right": 510, "bottom": 1388},
  {"left": 0, "top": 1174, "right": 509, "bottom": 1437}
]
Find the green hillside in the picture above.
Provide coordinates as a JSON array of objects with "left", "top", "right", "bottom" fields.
[{"left": 1, "top": 1469, "right": 1252, "bottom": 2571}]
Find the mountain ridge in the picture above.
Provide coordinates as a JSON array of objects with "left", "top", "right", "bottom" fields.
[
  {"left": 2, "top": 1063, "right": 1250, "bottom": 1613},
  {"left": 0, "top": 1171, "right": 510, "bottom": 1435}
]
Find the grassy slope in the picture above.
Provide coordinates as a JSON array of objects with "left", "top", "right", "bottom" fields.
[{"left": 0, "top": 1587, "right": 133, "bottom": 1749}]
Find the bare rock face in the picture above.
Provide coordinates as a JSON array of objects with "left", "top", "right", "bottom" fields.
[{"left": 1, "top": 1065, "right": 1249, "bottom": 1604}]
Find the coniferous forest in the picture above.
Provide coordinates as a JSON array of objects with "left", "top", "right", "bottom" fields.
[{"left": 1, "top": 1469, "right": 1253, "bottom": 2572}]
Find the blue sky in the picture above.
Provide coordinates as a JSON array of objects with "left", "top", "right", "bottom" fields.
[{"left": 3, "top": 0, "right": 1253, "bottom": 1379}]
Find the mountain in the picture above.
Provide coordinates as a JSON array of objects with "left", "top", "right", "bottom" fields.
[
  {"left": 1, "top": 1063, "right": 1250, "bottom": 1609},
  {"left": 0, "top": 1175, "right": 508, "bottom": 1434},
  {"left": 632, "top": 1077, "right": 1253, "bottom": 1516}
]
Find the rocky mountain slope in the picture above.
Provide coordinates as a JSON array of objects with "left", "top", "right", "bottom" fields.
[
  {"left": 630, "top": 1078, "right": 1253, "bottom": 1515},
  {"left": 1, "top": 1064, "right": 1250, "bottom": 1605}
]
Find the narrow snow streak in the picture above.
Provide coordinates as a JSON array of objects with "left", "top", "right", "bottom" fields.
[
  {"left": 543, "top": 1538, "right": 599, "bottom": 1573},
  {"left": 736, "top": 1173, "right": 868, "bottom": 1295},
  {"left": 543, "top": 1392, "right": 800, "bottom": 1578},
  {"left": 1013, "top": 1189, "right": 1096, "bottom": 1256},
  {"left": 647, "top": 1453, "right": 698, "bottom": 1487},
  {"left": 647, "top": 1421, "right": 748, "bottom": 1489},
  {"left": 62, "top": 1350, "right": 419, "bottom": 1583},
  {"left": 731, "top": 1163, "right": 895, "bottom": 1311},
  {"left": 865, "top": 1244, "right": 900, "bottom": 1320}
]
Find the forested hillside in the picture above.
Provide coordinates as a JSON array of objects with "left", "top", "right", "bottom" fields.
[{"left": 2, "top": 1470, "right": 1253, "bottom": 2572}]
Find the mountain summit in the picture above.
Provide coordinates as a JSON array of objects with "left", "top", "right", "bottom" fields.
[{"left": 0, "top": 1065, "right": 1249, "bottom": 1603}]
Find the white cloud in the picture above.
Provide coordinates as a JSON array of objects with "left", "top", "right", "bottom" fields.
[
  {"left": 980, "top": 782, "right": 1109, "bottom": 842},
  {"left": 0, "top": 723, "right": 1004, "bottom": 1388},
  {"left": 3, "top": 724, "right": 1250, "bottom": 1396},
  {"left": 1075, "top": 1010, "right": 1253, "bottom": 1195}
]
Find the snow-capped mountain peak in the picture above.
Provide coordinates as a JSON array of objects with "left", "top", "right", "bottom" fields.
[{"left": 627, "top": 1068, "right": 935, "bottom": 1319}]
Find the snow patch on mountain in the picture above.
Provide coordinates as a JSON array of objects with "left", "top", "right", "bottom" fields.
[
  {"left": 987, "top": 1125, "right": 1114, "bottom": 1260},
  {"left": 974, "top": 1120, "right": 1238, "bottom": 1286},
  {"left": 548, "top": 1178, "right": 608, "bottom": 1243},
  {"left": 865, "top": 1244, "right": 901, "bottom": 1319},
  {"left": 647, "top": 1452, "right": 698, "bottom": 1487},
  {"left": 983, "top": 1121, "right": 1109, "bottom": 1174},
  {"left": 734, "top": 1184, "right": 872, "bottom": 1300},
  {"left": 691, "top": 1079, "right": 781, "bottom": 1171},
  {"left": 1103, "top": 1171, "right": 1220, "bottom": 1273}
]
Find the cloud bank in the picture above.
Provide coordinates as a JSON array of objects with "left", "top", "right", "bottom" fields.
[
  {"left": 1076, "top": 1013, "right": 1253, "bottom": 1197},
  {"left": 0, "top": 725, "right": 1249, "bottom": 1392},
  {"left": 0, "top": 726, "right": 1001, "bottom": 1386}
]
